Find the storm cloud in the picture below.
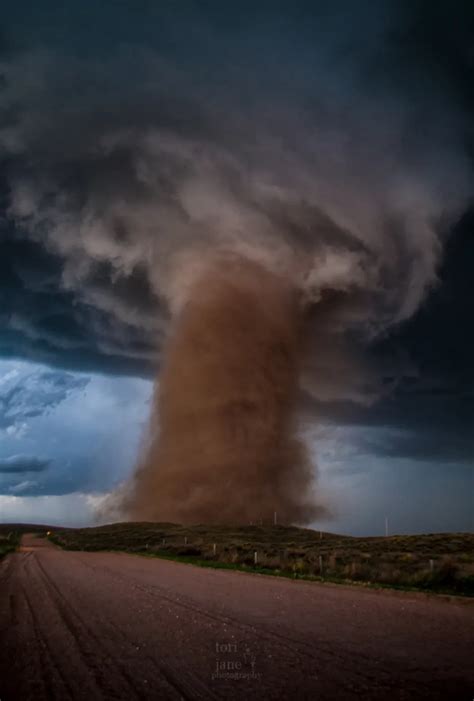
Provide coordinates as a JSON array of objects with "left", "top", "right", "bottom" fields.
[
  {"left": 0, "top": 454, "right": 50, "bottom": 473},
  {"left": 0, "top": 2, "right": 472, "bottom": 404},
  {"left": 0, "top": 1, "right": 473, "bottom": 517}
]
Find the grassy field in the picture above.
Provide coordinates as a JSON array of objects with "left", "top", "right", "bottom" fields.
[{"left": 45, "top": 522, "right": 474, "bottom": 596}]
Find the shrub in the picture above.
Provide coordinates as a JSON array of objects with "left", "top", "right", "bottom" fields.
[
  {"left": 175, "top": 546, "right": 202, "bottom": 557},
  {"left": 433, "top": 557, "right": 459, "bottom": 585}
]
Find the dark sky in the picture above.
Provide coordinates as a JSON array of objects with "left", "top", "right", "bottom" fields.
[{"left": 0, "top": 1, "right": 472, "bottom": 532}]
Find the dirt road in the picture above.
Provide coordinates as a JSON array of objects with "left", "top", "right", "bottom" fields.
[{"left": 0, "top": 534, "right": 472, "bottom": 700}]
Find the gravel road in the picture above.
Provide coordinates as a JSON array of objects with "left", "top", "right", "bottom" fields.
[{"left": 0, "top": 534, "right": 472, "bottom": 700}]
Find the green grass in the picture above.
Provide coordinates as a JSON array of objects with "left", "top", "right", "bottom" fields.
[{"left": 44, "top": 521, "right": 474, "bottom": 597}]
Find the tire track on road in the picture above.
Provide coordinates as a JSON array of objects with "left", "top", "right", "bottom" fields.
[{"left": 35, "top": 552, "right": 216, "bottom": 701}]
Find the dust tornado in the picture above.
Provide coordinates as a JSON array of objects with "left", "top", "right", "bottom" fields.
[{"left": 123, "top": 257, "right": 319, "bottom": 524}]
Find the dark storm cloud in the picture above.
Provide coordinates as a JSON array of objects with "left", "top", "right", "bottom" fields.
[
  {"left": 361, "top": 429, "right": 474, "bottom": 465},
  {"left": 1, "top": 459, "right": 90, "bottom": 496},
  {"left": 0, "top": 228, "right": 157, "bottom": 375},
  {"left": 0, "top": 0, "right": 473, "bottom": 466},
  {"left": 0, "top": 454, "right": 50, "bottom": 473},
  {"left": 301, "top": 211, "right": 474, "bottom": 466},
  {"left": 303, "top": 381, "right": 474, "bottom": 465}
]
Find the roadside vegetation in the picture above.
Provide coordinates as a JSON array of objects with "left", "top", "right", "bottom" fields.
[
  {"left": 0, "top": 528, "right": 22, "bottom": 559},
  {"left": 46, "top": 522, "right": 474, "bottom": 597}
]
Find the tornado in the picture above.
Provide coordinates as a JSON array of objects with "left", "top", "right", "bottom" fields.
[{"left": 123, "top": 257, "right": 319, "bottom": 524}]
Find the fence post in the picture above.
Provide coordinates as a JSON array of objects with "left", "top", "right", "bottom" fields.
[
  {"left": 319, "top": 554, "right": 323, "bottom": 575},
  {"left": 213, "top": 543, "right": 217, "bottom": 556},
  {"left": 429, "top": 559, "right": 434, "bottom": 572},
  {"left": 254, "top": 551, "right": 258, "bottom": 566}
]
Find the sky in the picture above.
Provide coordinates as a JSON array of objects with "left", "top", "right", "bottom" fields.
[{"left": 0, "top": 1, "right": 472, "bottom": 534}]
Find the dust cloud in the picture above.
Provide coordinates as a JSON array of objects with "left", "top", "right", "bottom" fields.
[{"left": 122, "top": 256, "right": 322, "bottom": 524}]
